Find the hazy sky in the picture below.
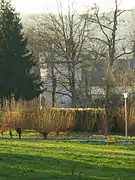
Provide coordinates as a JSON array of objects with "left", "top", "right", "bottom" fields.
[{"left": 11, "top": 0, "right": 135, "bottom": 14}]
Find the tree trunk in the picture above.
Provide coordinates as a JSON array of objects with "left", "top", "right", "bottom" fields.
[
  {"left": 16, "top": 127, "right": 22, "bottom": 139},
  {"left": 42, "top": 132, "right": 48, "bottom": 139},
  {"left": 71, "top": 89, "right": 76, "bottom": 107},
  {"left": 52, "top": 64, "right": 56, "bottom": 108},
  {"left": 104, "top": 85, "right": 109, "bottom": 137},
  {"left": 71, "top": 67, "right": 76, "bottom": 107},
  {"left": 9, "top": 130, "right": 13, "bottom": 139},
  {"left": 56, "top": 131, "right": 59, "bottom": 137}
]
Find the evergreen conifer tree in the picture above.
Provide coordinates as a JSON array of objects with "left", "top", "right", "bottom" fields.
[{"left": 0, "top": 0, "right": 42, "bottom": 101}]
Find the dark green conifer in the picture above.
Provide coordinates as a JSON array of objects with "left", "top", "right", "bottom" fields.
[{"left": 0, "top": 0, "right": 42, "bottom": 101}]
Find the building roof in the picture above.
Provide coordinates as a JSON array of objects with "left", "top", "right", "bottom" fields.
[{"left": 82, "top": 58, "right": 135, "bottom": 86}]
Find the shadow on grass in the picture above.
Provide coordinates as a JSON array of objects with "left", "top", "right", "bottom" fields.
[
  {"left": 0, "top": 152, "right": 135, "bottom": 180},
  {"left": 0, "top": 140, "right": 134, "bottom": 158}
]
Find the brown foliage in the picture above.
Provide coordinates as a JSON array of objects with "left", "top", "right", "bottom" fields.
[{"left": 1, "top": 106, "right": 135, "bottom": 138}]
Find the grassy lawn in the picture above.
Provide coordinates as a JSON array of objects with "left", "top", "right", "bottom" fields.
[
  {"left": 1, "top": 129, "right": 135, "bottom": 140},
  {"left": 0, "top": 140, "right": 134, "bottom": 180}
]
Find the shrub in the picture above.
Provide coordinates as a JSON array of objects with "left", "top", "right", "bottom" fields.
[
  {"left": 74, "top": 108, "right": 105, "bottom": 134},
  {"left": 21, "top": 108, "right": 76, "bottom": 138},
  {"left": 2, "top": 106, "right": 135, "bottom": 138},
  {"left": 1, "top": 107, "right": 22, "bottom": 138}
]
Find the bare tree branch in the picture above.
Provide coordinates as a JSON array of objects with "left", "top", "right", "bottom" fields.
[{"left": 115, "top": 50, "right": 133, "bottom": 60}]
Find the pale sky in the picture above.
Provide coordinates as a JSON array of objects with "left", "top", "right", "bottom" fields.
[{"left": 11, "top": 0, "right": 135, "bottom": 14}]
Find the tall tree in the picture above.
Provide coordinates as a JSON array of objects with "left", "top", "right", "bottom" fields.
[
  {"left": 83, "top": 0, "right": 133, "bottom": 135},
  {"left": 27, "top": 2, "right": 88, "bottom": 107},
  {"left": 0, "top": 0, "right": 42, "bottom": 102}
]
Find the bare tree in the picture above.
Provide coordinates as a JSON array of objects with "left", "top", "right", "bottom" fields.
[
  {"left": 25, "top": 2, "right": 88, "bottom": 107},
  {"left": 82, "top": 0, "right": 133, "bottom": 135}
]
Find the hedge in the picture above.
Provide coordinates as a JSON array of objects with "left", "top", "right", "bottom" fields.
[{"left": 1, "top": 107, "right": 135, "bottom": 138}]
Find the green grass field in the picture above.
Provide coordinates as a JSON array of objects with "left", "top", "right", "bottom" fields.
[{"left": 0, "top": 140, "right": 135, "bottom": 180}]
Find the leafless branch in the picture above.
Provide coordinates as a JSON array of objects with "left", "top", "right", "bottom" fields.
[{"left": 115, "top": 50, "right": 133, "bottom": 60}]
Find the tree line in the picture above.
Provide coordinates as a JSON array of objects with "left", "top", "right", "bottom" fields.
[
  {"left": 25, "top": 0, "right": 134, "bottom": 108},
  {"left": 23, "top": 0, "right": 135, "bottom": 136}
]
